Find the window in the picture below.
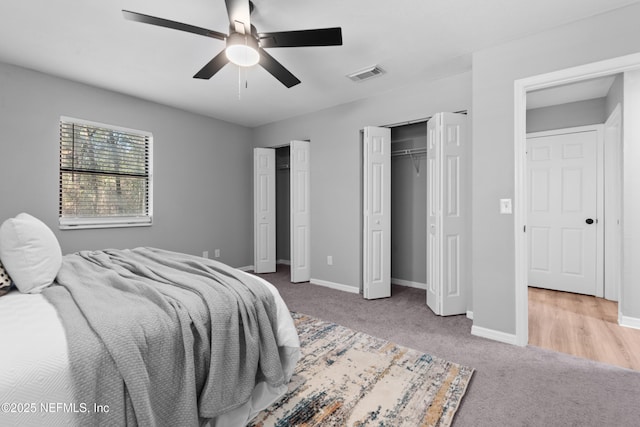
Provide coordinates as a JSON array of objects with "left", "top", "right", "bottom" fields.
[{"left": 59, "top": 116, "right": 152, "bottom": 229}]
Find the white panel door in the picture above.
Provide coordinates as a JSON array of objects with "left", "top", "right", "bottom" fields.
[
  {"left": 363, "top": 126, "right": 391, "bottom": 299},
  {"left": 426, "top": 117, "right": 440, "bottom": 314},
  {"left": 426, "top": 112, "right": 468, "bottom": 316},
  {"left": 527, "top": 130, "right": 598, "bottom": 295},
  {"left": 290, "top": 140, "right": 310, "bottom": 282},
  {"left": 439, "top": 113, "right": 467, "bottom": 315},
  {"left": 253, "top": 148, "right": 276, "bottom": 273}
]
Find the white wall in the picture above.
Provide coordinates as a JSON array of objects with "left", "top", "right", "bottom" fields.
[
  {"left": 0, "top": 61, "right": 254, "bottom": 267},
  {"left": 472, "top": 3, "right": 640, "bottom": 335},
  {"left": 252, "top": 71, "right": 472, "bottom": 290}
]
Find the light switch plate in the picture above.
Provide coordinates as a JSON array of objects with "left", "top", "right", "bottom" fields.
[{"left": 500, "top": 198, "right": 513, "bottom": 214}]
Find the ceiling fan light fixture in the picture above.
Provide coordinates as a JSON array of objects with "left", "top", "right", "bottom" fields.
[{"left": 226, "top": 32, "right": 260, "bottom": 67}]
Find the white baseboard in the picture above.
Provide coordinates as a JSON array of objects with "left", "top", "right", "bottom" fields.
[
  {"left": 236, "top": 265, "right": 254, "bottom": 272},
  {"left": 619, "top": 314, "right": 640, "bottom": 330},
  {"left": 471, "top": 325, "right": 518, "bottom": 345},
  {"left": 310, "top": 278, "right": 360, "bottom": 294},
  {"left": 391, "top": 277, "right": 427, "bottom": 290},
  {"left": 277, "top": 259, "right": 291, "bottom": 266},
  {"left": 466, "top": 311, "right": 473, "bottom": 320}
]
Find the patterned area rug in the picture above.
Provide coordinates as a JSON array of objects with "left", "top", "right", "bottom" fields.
[{"left": 250, "top": 313, "right": 474, "bottom": 427}]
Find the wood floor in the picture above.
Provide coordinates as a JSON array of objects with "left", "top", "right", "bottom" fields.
[{"left": 528, "top": 287, "right": 640, "bottom": 371}]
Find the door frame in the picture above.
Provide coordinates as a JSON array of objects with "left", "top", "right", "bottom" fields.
[
  {"left": 603, "top": 104, "right": 623, "bottom": 301},
  {"left": 513, "top": 52, "right": 640, "bottom": 346},
  {"left": 526, "top": 125, "right": 604, "bottom": 298}
]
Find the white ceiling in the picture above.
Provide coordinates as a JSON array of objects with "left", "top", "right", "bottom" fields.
[{"left": 0, "top": 0, "right": 637, "bottom": 127}]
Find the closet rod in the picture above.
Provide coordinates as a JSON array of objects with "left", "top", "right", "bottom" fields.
[
  {"left": 391, "top": 147, "right": 427, "bottom": 157},
  {"left": 383, "top": 109, "right": 468, "bottom": 128}
]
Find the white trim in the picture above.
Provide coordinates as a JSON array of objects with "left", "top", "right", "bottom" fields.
[
  {"left": 619, "top": 315, "right": 640, "bottom": 330},
  {"left": 59, "top": 116, "right": 153, "bottom": 230},
  {"left": 471, "top": 325, "right": 518, "bottom": 345},
  {"left": 59, "top": 216, "right": 152, "bottom": 230},
  {"left": 466, "top": 311, "right": 473, "bottom": 320},
  {"left": 277, "top": 259, "right": 291, "bottom": 266},
  {"left": 310, "top": 278, "right": 360, "bottom": 294},
  {"left": 514, "top": 52, "right": 640, "bottom": 347},
  {"left": 391, "top": 277, "right": 427, "bottom": 290},
  {"left": 236, "top": 265, "right": 254, "bottom": 272},
  {"left": 604, "top": 104, "right": 623, "bottom": 303}
]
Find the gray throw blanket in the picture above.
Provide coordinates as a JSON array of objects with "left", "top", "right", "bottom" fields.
[{"left": 43, "top": 247, "right": 286, "bottom": 426}]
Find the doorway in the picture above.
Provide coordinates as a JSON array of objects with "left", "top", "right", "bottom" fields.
[
  {"left": 513, "top": 53, "right": 640, "bottom": 346},
  {"left": 526, "top": 125, "right": 604, "bottom": 297},
  {"left": 361, "top": 112, "right": 469, "bottom": 315},
  {"left": 390, "top": 122, "right": 428, "bottom": 290},
  {"left": 253, "top": 141, "right": 310, "bottom": 283}
]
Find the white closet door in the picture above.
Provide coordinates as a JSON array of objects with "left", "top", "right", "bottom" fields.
[
  {"left": 290, "top": 140, "right": 310, "bottom": 282},
  {"left": 439, "top": 112, "right": 467, "bottom": 315},
  {"left": 363, "top": 126, "right": 391, "bottom": 299},
  {"left": 427, "top": 113, "right": 468, "bottom": 316},
  {"left": 426, "top": 117, "right": 441, "bottom": 314},
  {"left": 254, "top": 148, "right": 276, "bottom": 273}
]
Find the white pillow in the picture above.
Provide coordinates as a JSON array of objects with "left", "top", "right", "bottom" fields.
[{"left": 0, "top": 213, "right": 62, "bottom": 293}]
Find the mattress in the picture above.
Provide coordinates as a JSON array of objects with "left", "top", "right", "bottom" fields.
[{"left": 0, "top": 271, "right": 299, "bottom": 426}]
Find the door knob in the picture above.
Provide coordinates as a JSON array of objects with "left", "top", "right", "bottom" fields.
[{"left": 585, "top": 218, "right": 594, "bottom": 224}]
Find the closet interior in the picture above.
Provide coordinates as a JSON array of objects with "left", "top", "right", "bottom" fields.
[
  {"left": 275, "top": 146, "right": 291, "bottom": 265},
  {"left": 391, "top": 121, "right": 428, "bottom": 289}
]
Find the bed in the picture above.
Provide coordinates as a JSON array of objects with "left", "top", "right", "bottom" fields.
[{"left": 0, "top": 214, "right": 300, "bottom": 426}]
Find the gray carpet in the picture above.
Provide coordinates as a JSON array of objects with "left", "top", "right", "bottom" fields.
[{"left": 254, "top": 266, "right": 640, "bottom": 427}]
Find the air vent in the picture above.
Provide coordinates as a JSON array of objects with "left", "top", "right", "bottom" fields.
[{"left": 347, "top": 65, "right": 385, "bottom": 82}]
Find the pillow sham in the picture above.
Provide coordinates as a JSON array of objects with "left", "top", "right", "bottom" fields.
[
  {"left": 0, "top": 261, "right": 12, "bottom": 296},
  {"left": 0, "top": 213, "right": 62, "bottom": 293}
]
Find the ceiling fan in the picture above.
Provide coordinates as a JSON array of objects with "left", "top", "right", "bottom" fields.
[{"left": 122, "top": 0, "right": 343, "bottom": 88}]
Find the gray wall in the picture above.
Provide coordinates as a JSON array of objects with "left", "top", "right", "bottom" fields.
[
  {"left": 526, "top": 98, "right": 606, "bottom": 133},
  {"left": 472, "top": 2, "right": 640, "bottom": 335},
  {"left": 391, "top": 122, "right": 427, "bottom": 284},
  {"left": 252, "top": 71, "right": 472, "bottom": 290},
  {"left": 0, "top": 61, "right": 254, "bottom": 268}
]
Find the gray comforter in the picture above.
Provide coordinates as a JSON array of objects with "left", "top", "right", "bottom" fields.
[{"left": 43, "top": 247, "right": 286, "bottom": 426}]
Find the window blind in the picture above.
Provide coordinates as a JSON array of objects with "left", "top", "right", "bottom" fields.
[{"left": 59, "top": 117, "right": 152, "bottom": 229}]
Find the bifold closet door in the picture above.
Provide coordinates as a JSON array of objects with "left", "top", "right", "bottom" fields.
[
  {"left": 290, "top": 140, "right": 310, "bottom": 283},
  {"left": 426, "top": 112, "right": 467, "bottom": 316},
  {"left": 254, "top": 148, "right": 276, "bottom": 273},
  {"left": 363, "top": 126, "right": 391, "bottom": 299}
]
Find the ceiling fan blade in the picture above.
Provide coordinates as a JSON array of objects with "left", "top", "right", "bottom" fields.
[
  {"left": 259, "top": 49, "right": 301, "bottom": 88},
  {"left": 122, "top": 10, "right": 226, "bottom": 41},
  {"left": 224, "top": 0, "right": 252, "bottom": 35},
  {"left": 193, "top": 51, "right": 229, "bottom": 79},
  {"left": 259, "top": 28, "right": 343, "bottom": 48}
]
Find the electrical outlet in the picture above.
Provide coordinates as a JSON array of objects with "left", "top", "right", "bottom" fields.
[
  {"left": 214, "top": 249, "right": 221, "bottom": 258},
  {"left": 202, "top": 251, "right": 209, "bottom": 259},
  {"left": 327, "top": 255, "right": 333, "bottom": 265}
]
